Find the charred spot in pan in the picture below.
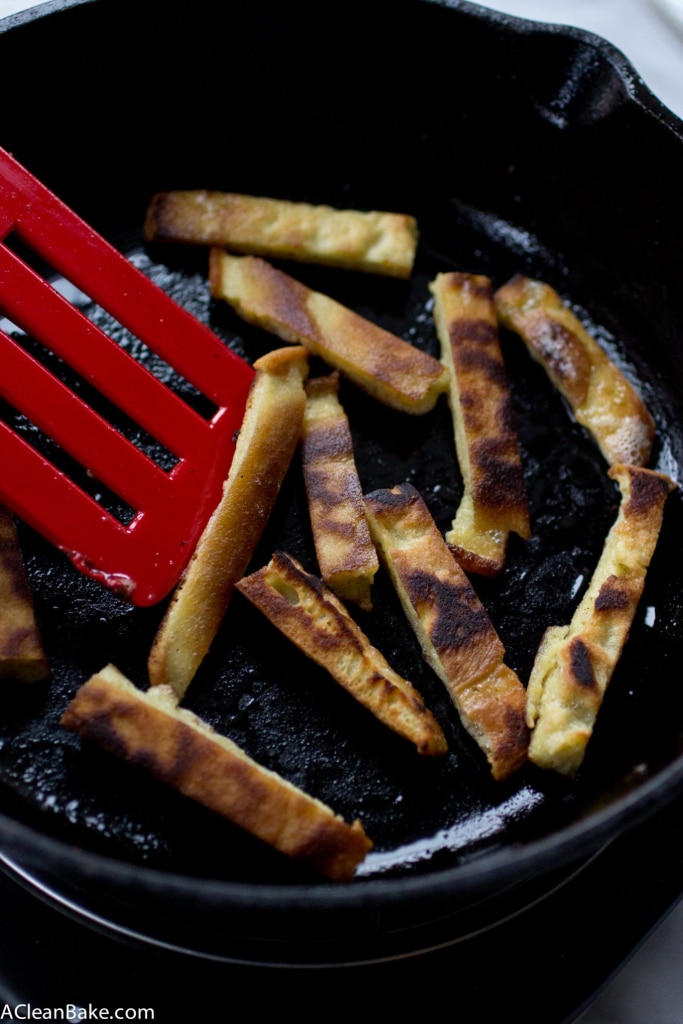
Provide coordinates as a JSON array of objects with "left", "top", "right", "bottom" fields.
[
  {"left": 492, "top": 385, "right": 524, "bottom": 436},
  {"left": 471, "top": 439, "right": 527, "bottom": 509},
  {"left": 143, "top": 193, "right": 176, "bottom": 243},
  {"left": 129, "top": 744, "right": 173, "bottom": 781},
  {"left": 365, "top": 484, "right": 415, "bottom": 517},
  {"left": 133, "top": 723, "right": 204, "bottom": 788},
  {"left": 63, "top": 704, "right": 131, "bottom": 762},
  {"left": 271, "top": 550, "right": 316, "bottom": 590},
  {"left": 569, "top": 638, "right": 597, "bottom": 690},
  {"left": 495, "top": 706, "right": 531, "bottom": 769},
  {"left": 457, "top": 346, "right": 508, "bottom": 391},
  {"left": 313, "top": 620, "right": 366, "bottom": 657},
  {"left": 446, "top": 273, "right": 493, "bottom": 302},
  {"left": 449, "top": 318, "right": 498, "bottom": 348},
  {"left": 304, "top": 465, "right": 344, "bottom": 506},
  {"left": 212, "top": 755, "right": 274, "bottom": 812},
  {"left": 302, "top": 420, "right": 353, "bottom": 462},
  {"left": 625, "top": 469, "right": 672, "bottom": 517},
  {"left": 506, "top": 703, "right": 530, "bottom": 743},
  {"left": 404, "top": 570, "right": 491, "bottom": 650},
  {"left": 368, "top": 670, "right": 400, "bottom": 700},
  {"left": 595, "top": 576, "right": 631, "bottom": 612},
  {"left": 308, "top": 487, "right": 358, "bottom": 540}
]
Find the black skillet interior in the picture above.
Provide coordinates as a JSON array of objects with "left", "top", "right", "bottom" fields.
[{"left": 1, "top": 0, "right": 683, "bottom": 953}]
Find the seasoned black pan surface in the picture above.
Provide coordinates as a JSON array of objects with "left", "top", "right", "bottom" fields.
[{"left": 1, "top": 0, "right": 683, "bottom": 958}]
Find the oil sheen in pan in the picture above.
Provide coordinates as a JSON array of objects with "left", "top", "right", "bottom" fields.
[{"left": 0, "top": 208, "right": 680, "bottom": 885}]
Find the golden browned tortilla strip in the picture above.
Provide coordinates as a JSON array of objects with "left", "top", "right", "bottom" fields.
[
  {"left": 431, "top": 272, "right": 530, "bottom": 576},
  {"left": 62, "top": 665, "right": 371, "bottom": 881},
  {"left": 526, "top": 465, "right": 675, "bottom": 776},
  {"left": 144, "top": 190, "right": 418, "bottom": 279},
  {"left": 494, "top": 275, "right": 655, "bottom": 467},
  {"left": 236, "top": 551, "right": 447, "bottom": 757},
  {"left": 301, "top": 373, "right": 378, "bottom": 610},
  {"left": 148, "top": 346, "right": 309, "bottom": 700},
  {"left": 209, "top": 251, "right": 449, "bottom": 415},
  {"left": 364, "top": 484, "right": 529, "bottom": 779},
  {"left": 0, "top": 506, "right": 49, "bottom": 683},
  {"left": 442, "top": 497, "right": 509, "bottom": 579}
]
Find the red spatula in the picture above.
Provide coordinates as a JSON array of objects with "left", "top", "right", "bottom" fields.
[{"left": 0, "top": 147, "right": 255, "bottom": 607}]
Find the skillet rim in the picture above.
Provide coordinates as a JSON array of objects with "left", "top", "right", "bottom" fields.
[{"left": 1, "top": 750, "right": 683, "bottom": 912}]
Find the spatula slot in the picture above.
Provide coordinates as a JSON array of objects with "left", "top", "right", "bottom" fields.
[
  {"left": 0, "top": 312, "right": 25, "bottom": 338},
  {"left": 1, "top": 324, "right": 181, "bottom": 477},
  {"left": 1, "top": 231, "right": 221, "bottom": 429},
  {"left": 0, "top": 398, "right": 138, "bottom": 527}
]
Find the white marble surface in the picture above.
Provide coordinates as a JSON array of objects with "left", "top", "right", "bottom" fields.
[
  {"left": 476, "top": 0, "right": 683, "bottom": 119},
  {"left": 1, "top": 1, "right": 682, "bottom": 1021},
  {"left": 0, "top": 0, "right": 40, "bottom": 17}
]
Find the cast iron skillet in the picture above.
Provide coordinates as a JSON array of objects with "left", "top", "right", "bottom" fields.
[{"left": 1, "top": 0, "right": 683, "bottom": 964}]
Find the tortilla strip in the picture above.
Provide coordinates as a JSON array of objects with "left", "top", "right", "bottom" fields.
[
  {"left": 494, "top": 275, "right": 654, "bottom": 467},
  {"left": 144, "top": 190, "right": 418, "bottom": 278},
  {"left": 62, "top": 664, "right": 371, "bottom": 881},
  {"left": 526, "top": 465, "right": 675, "bottom": 776},
  {"left": 431, "top": 271, "right": 530, "bottom": 576},
  {"left": 148, "top": 346, "right": 308, "bottom": 699},
  {"left": 0, "top": 506, "right": 49, "bottom": 683},
  {"left": 364, "top": 484, "right": 529, "bottom": 780},
  {"left": 301, "top": 372, "right": 378, "bottom": 610},
  {"left": 209, "top": 251, "right": 449, "bottom": 415},
  {"left": 236, "top": 551, "right": 447, "bottom": 757}
]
